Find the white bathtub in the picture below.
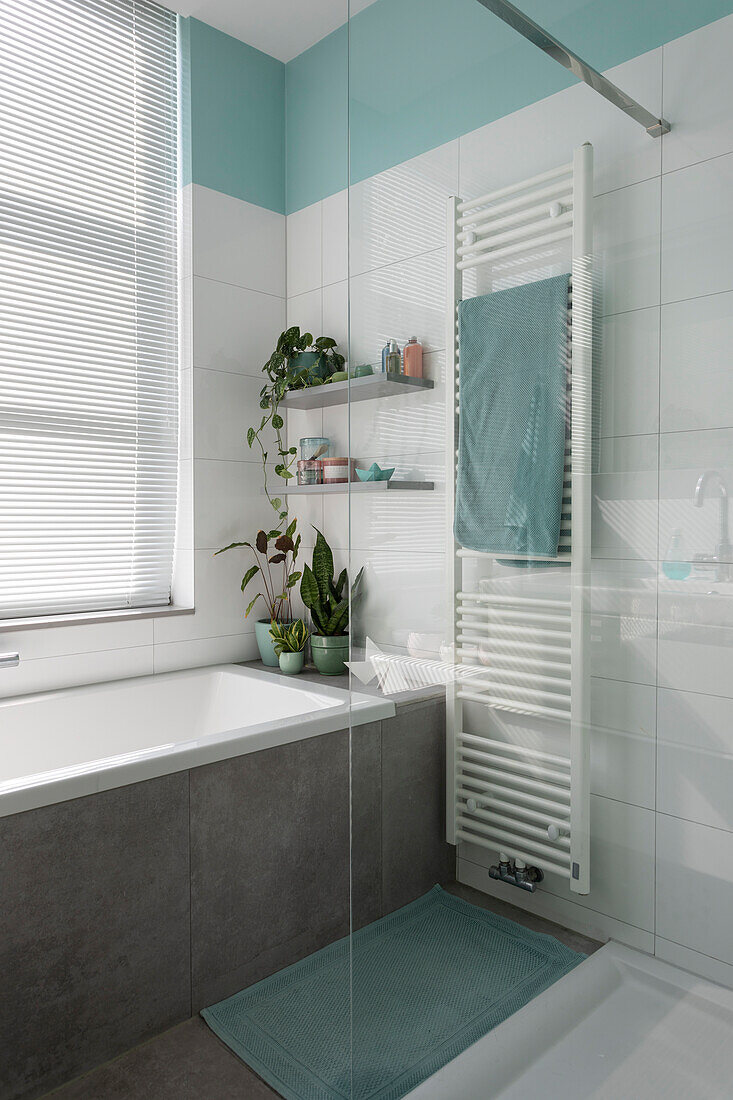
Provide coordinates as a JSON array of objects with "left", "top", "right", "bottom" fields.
[{"left": 0, "top": 664, "right": 395, "bottom": 818}]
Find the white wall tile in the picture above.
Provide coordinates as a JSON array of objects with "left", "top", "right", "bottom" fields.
[
  {"left": 662, "top": 15, "right": 733, "bottom": 174},
  {"left": 589, "top": 558, "right": 658, "bottom": 620},
  {"left": 193, "top": 369, "right": 262, "bottom": 462},
  {"left": 1, "top": 618, "right": 153, "bottom": 662},
  {"left": 658, "top": 620, "right": 733, "bottom": 699},
  {"left": 192, "top": 277, "right": 285, "bottom": 376},
  {"left": 592, "top": 434, "right": 659, "bottom": 560},
  {"left": 656, "top": 813, "right": 733, "bottom": 965},
  {"left": 349, "top": 141, "right": 458, "bottom": 276},
  {"left": 658, "top": 426, "right": 733, "bottom": 564},
  {"left": 153, "top": 632, "right": 258, "bottom": 675},
  {"left": 193, "top": 459, "right": 274, "bottom": 552},
  {"left": 596, "top": 177, "right": 661, "bottom": 316},
  {"left": 192, "top": 184, "right": 286, "bottom": 296},
  {"left": 321, "top": 280, "right": 348, "bottom": 349},
  {"left": 287, "top": 201, "right": 322, "bottom": 297},
  {"left": 459, "top": 50, "right": 662, "bottom": 201},
  {"left": 599, "top": 308, "right": 660, "bottom": 438},
  {"left": 349, "top": 249, "right": 446, "bottom": 367},
  {"left": 154, "top": 548, "right": 258, "bottom": 645},
  {"left": 286, "top": 288, "right": 322, "bottom": 337},
  {"left": 660, "top": 292, "right": 733, "bottom": 432},
  {"left": 591, "top": 677, "right": 656, "bottom": 808},
  {"left": 589, "top": 612, "right": 657, "bottom": 686},
  {"left": 661, "top": 154, "right": 733, "bottom": 303},
  {"left": 658, "top": 687, "right": 733, "bottom": 831},
  {"left": 0, "top": 646, "right": 154, "bottom": 701},
  {"left": 321, "top": 189, "right": 348, "bottom": 285},
  {"left": 347, "top": 546, "right": 448, "bottom": 653}
]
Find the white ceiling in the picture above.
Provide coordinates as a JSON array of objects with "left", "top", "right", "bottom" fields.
[{"left": 161, "top": 0, "right": 377, "bottom": 63}]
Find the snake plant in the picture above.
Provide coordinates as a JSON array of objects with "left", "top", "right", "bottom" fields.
[
  {"left": 269, "top": 618, "right": 309, "bottom": 656},
  {"left": 300, "top": 528, "right": 364, "bottom": 637}
]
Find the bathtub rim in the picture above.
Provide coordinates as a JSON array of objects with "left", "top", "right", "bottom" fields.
[{"left": 0, "top": 664, "right": 395, "bottom": 819}]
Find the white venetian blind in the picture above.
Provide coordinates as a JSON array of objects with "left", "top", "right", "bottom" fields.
[{"left": 0, "top": 0, "right": 180, "bottom": 619}]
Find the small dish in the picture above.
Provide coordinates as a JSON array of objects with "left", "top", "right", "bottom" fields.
[{"left": 356, "top": 463, "right": 395, "bottom": 482}]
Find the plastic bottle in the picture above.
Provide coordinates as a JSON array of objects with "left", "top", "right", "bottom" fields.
[
  {"left": 402, "top": 336, "right": 423, "bottom": 378},
  {"left": 385, "top": 339, "right": 401, "bottom": 374},
  {"left": 662, "top": 528, "right": 691, "bottom": 580}
]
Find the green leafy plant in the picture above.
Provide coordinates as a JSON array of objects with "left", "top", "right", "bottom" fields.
[
  {"left": 269, "top": 618, "right": 309, "bottom": 656},
  {"left": 300, "top": 528, "right": 364, "bottom": 637},
  {"left": 248, "top": 326, "right": 345, "bottom": 524},
  {"left": 215, "top": 519, "right": 301, "bottom": 623}
]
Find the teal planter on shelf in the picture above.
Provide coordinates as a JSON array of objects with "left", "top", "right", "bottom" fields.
[
  {"left": 288, "top": 351, "right": 328, "bottom": 384},
  {"left": 256, "top": 619, "right": 292, "bottom": 667},
  {"left": 311, "top": 634, "right": 349, "bottom": 675},
  {"left": 279, "top": 651, "right": 305, "bottom": 675}
]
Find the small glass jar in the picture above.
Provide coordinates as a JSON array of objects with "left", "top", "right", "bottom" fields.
[
  {"left": 299, "top": 436, "right": 330, "bottom": 461},
  {"left": 297, "top": 459, "right": 322, "bottom": 486}
]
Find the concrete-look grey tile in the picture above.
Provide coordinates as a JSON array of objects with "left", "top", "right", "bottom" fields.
[
  {"left": 44, "top": 1018, "right": 277, "bottom": 1099},
  {"left": 351, "top": 721, "right": 382, "bottom": 930},
  {"left": 0, "top": 776, "right": 191, "bottom": 1100},
  {"left": 381, "top": 700, "right": 455, "bottom": 914},
  {"left": 189, "top": 730, "right": 351, "bottom": 1010}
]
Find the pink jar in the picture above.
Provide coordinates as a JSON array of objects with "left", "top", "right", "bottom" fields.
[{"left": 321, "top": 457, "right": 358, "bottom": 484}]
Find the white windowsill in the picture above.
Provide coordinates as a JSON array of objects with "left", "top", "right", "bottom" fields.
[{"left": 0, "top": 605, "right": 195, "bottom": 632}]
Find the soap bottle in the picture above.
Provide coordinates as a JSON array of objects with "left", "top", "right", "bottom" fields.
[
  {"left": 385, "top": 339, "right": 401, "bottom": 374},
  {"left": 403, "top": 336, "right": 423, "bottom": 377},
  {"left": 662, "top": 528, "right": 691, "bottom": 580},
  {"left": 381, "top": 341, "right": 390, "bottom": 373}
]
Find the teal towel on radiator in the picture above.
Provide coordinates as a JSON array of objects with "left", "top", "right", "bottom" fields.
[{"left": 455, "top": 274, "right": 570, "bottom": 556}]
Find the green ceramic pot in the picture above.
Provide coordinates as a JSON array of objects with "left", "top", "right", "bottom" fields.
[
  {"left": 288, "top": 351, "right": 330, "bottom": 383},
  {"left": 256, "top": 618, "right": 292, "bottom": 667},
  {"left": 279, "top": 651, "right": 304, "bottom": 675},
  {"left": 311, "top": 634, "right": 349, "bottom": 675}
]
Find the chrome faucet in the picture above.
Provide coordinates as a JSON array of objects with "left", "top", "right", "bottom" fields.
[{"left": 694, "top": 470, "right": 732, "bottom": 582}]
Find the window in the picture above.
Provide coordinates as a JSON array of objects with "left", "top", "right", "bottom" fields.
[{"left": 0, "top": 0, "right": 180, "bottom": 619}]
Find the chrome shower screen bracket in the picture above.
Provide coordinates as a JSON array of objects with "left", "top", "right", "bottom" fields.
[{"left": 476, "top": 0, "right": 671, "bottom": 137}]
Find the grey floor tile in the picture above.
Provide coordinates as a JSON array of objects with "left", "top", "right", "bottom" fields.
[{"left": 42, "top": 1018, "right": 277, "bottom": 1099}]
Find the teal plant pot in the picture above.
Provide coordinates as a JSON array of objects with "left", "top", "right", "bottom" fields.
[
  {"left": 279, "top": 651, "right": 304, "bottom": 675},
  {"left": 256, "top": 619, "right": 292, "bottom": 667},
  {"left": 288, "top": 351, "right": 329, "bottom": 384},
  {"left": 311, "top": 634, "right": 349, "bottom": 675}
]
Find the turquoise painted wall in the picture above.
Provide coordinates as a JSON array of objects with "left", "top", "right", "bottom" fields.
[
  {"left": 182, "top": 18, "right": 286, "bottom": 214},
  {"left": 285, "top": 25, "right": 348, "bottom": 215},
  {"left": 286, "top": 0, "right": 733, "bottom": 212},
  {"left": 181, "top": 2, "right": 733, "bottom": 215}
]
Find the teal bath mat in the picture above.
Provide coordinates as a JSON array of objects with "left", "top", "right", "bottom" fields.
[{"left": 202, "top": 886, "right": 584, "bottom": 1100}]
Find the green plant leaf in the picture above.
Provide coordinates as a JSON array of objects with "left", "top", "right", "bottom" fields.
[
  {"left": 325, "top": 597, "right": 349, "bottom": 636},
  {"left": 266, "top": 529, "right": 279, "bottom": 539},
  {"left": 240, "top": 564, "right": 259, "bottom": 591},
  {"left": 272, "top": 413, "right": 284, "bottom": 430},
  {"left": 271, "top": 498, "right": 281, "bottom": 510},
  {"left": 245, "top": 593, "right": 263, "bottom": 618},
  {"left": 314, "top": 336, "right": 337, "bottom": 350},
  {"left": 246, "top": 427, "right": 255, "bottom": 448},
  {"left": 286, "top": 570, "right": 301, "bottom": 588},
  {"left": 333, "top": 567, "right": 347, "bottom": 600},
  {"left": 285, "top": 517, "right": 297, "bottom": 540},
  {"left": 300, "top": 564, "right": 320, "bottom": 611},
  {"left": 311, "top": 528, "right": 334, "bottom": 603},
  {"left": 214, "top": 540, "right": 251, "bottom": 555}
]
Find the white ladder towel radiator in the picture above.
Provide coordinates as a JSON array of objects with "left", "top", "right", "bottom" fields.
[{"left": 446, "top": 142, "right": 593, "bottom": 894}]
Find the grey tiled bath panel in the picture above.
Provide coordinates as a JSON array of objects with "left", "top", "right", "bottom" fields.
[
  {"left": 0, "top": 775, "right": 191, "bottom": 1100},
  {"left": 189, "top": 729, "right": 352, "bottom": 1009}
]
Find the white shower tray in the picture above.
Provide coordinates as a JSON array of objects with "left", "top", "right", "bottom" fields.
[{"left": 409, "top": 941, "right": 733, "bottom": 1099}]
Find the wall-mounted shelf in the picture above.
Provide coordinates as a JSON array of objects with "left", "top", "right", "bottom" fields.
[
  {"left": 266, "top": 480, "right": 434, "bottom": 496},
  {"left": 281, "top": 373, "right": 434, "bottom": 410}
]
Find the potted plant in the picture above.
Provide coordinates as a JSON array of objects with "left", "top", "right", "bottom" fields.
[
  {"left": 269, "top": 619, "right": 309, "bottom": 675},
  {"left": 300, "top": 528, "right": 364, "bottom": 675},
  {"left": 215, "top": 521, "right": 301, "bottom": 666}
]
